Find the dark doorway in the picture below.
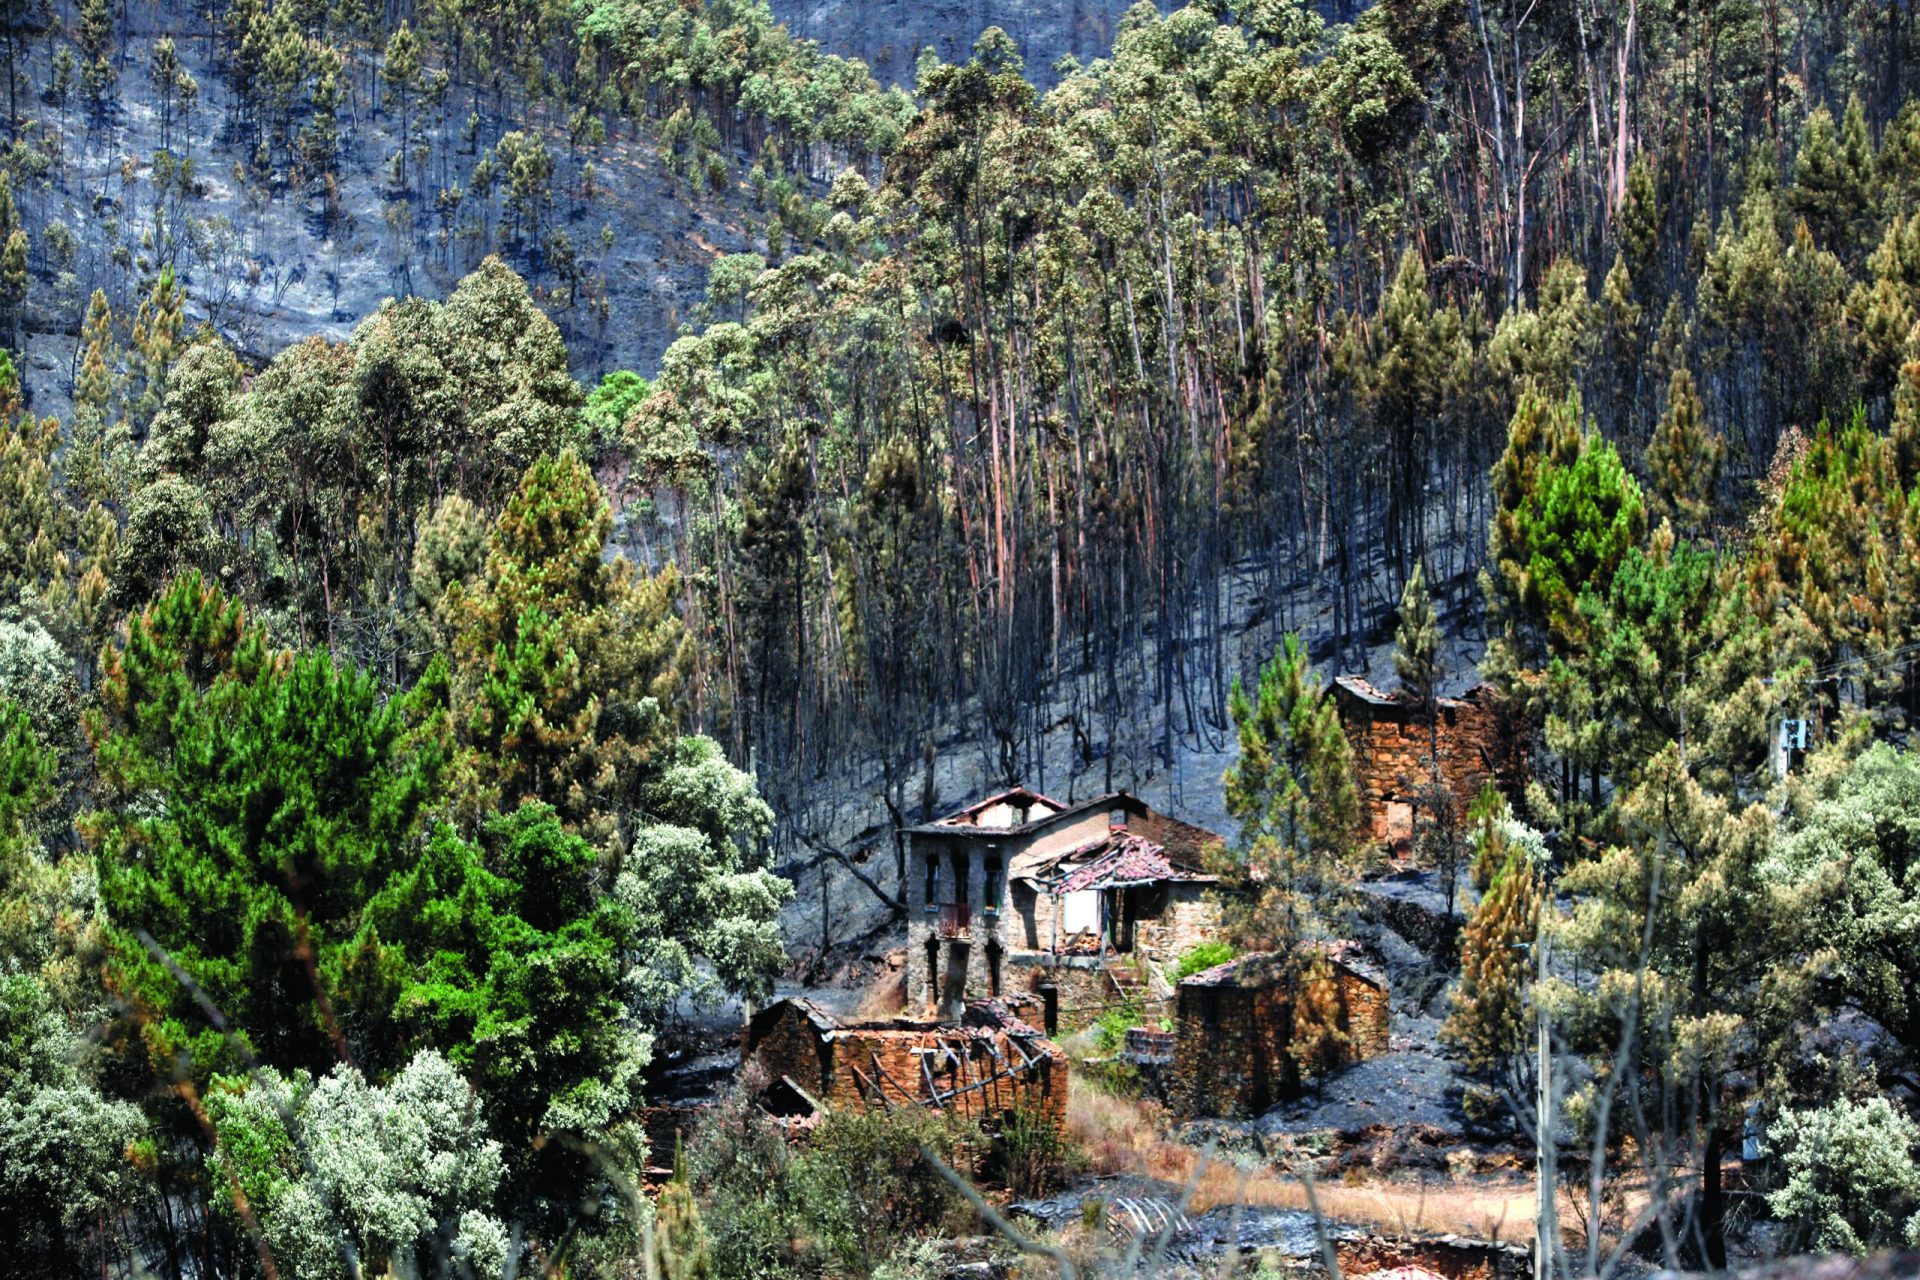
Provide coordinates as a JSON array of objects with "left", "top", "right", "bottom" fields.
[{"left": 943, "top": 940, "right": 970, "bottom": 1012}]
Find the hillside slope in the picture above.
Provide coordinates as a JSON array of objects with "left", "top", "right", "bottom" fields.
[{"left": 12, "top": 7, "right": 760, "bottom": 416}]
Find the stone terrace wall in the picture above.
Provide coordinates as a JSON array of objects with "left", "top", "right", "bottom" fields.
[{"left": 1336, "top": 1235, "right": 1530, "bottom": 1280}]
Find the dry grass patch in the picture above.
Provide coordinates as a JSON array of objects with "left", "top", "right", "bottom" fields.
[{"left": 1065, "top": 1080, "right": 1544, "bottom": 1243}]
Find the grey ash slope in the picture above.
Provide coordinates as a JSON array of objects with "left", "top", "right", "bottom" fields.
[
  {"left": 767, "top": 0, "right": 1369, "bottom": 88},
  {"left": 14, "top": 5, "right": 756, "bottom": 413},
  {"left": 767, "top": 0, "right": 1155, "bottom": 87}
]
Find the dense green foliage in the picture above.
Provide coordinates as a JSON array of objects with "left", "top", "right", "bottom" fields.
[
  {"left": 1171, "top": 939, "right": 1235, "bottom": 982},
  {"left": 205, "top": 1050, "right": 510, "bottom": 1279},
  {"left": 2, "top": 431, "right": 788, "bottom": 1273},
  {"left": 684, "top": 1095, "right": 978, "bottom": 1280},
  {"left": 87, "top": 574, "right": 450, "bottom": 1080},
  {"left": 1765, "top": 1095, "right": 1920, "bottom": 1254},
  {"left": 3, "top": 0, "right": 1920, "bottom": 1272}
]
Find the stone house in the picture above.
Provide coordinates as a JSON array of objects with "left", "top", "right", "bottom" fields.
[
  {"left": 903, "top": 788, "right": 1224, "bottom": 1026},
  {"left": 741, "top": 996, "right": 1068, "bottom": 1130},
  {"left": 1331, "top": 676, "right": 1528, "bottom": 852},
  {"left": 1169, "top": 945, "right": 1390, "bottom": 1119}
]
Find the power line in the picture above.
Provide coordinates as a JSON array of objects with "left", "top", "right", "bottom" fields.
[{"left": 1764, "top": 638, "right": 1920, "bottom": 687}]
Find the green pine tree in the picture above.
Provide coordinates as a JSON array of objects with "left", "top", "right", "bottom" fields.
[
  {"left": 1443, "top": 842, "right": 1541, "bottom": 1111},
  {"left": 652, "top": 1138, "right": 713, "bottom": 1280},
  {"left": 1790, "top": 97, "right": 1875, "bottom": 265},
  {"left": 1643, "top": 366, "right": 1723, "bottom": 540},
  {"left": 75, "top": 0, "right": 115, "bottom": 119},
  {"left": 0, "top": 228, "right": 27, "bottom": 350},
  {"left": 1215, "top": 634, "right": 1361, "bottom": 951},
  {"left": 450, "top": 450, "right": 689, "bottom": 843},
  {"left": 1395, "top": 561, "right": 1441, "bottom": 723}
]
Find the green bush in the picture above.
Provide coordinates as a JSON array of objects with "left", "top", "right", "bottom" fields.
[
  {"left": 1765, "top": 1095, "right": 1920, "bottom": 1254},
  {"left": 791, "top": 1107, "right": 980, "bottom": 1276},
  {"left": 1173, "top": 940, "right": 1235, "bottom": 982},
  {"left": 685, "top": 1092, "right": 801, "bottom": 1280},
  {"left": 687, "top": 1091, "right": 979, "bottom": 1280},
  {"left": 1092, "top": 1002, "right": 1140, "bottom": 1053}
]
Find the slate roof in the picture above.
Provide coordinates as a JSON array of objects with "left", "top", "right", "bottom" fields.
[
  {"left": 1333, "top": 674, "right": 1402, "bottom": 705},
  {"left": 1180, "top": 943, "right": 1387, "bottom": 991},
  {"left": 933, "top": 786, "right": 1066, "bottom": 826},
  {"left": 910, "top": 788, "right": 1136, "bottom": 837},
  {"left": 1333, "top": 675, "right": 1498, "bottom": 712}
]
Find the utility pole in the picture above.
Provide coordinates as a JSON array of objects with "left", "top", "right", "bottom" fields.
[
  {"left": 1773, "top": 717, "right": 1807, "bottom": 781},
  {"left": 1535, "top": 929, "right": 1555, "bottom": 1280}
]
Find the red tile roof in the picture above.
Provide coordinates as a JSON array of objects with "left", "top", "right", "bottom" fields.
[{"left": 1051, "top": 832, "right": 1214, "bottom": 894}]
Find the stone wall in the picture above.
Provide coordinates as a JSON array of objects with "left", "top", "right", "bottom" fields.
[
  {"left": 1132, "top": 883, "right": 1220, "bottom": 962},
  {"left": 1005, "top": 953, "right": 1175, "bottom": 1035},
  {"left": 1169, "top": 958, "right": 1391, "bottom": 1119},
  {"left": 743, "top": 1003, "right": 839, "bottom": 1101},
  {"left": 1334, "top": 684, "right": 1528, "bottom": 850},
  {"left": 1336, "top": 1235, "right": 1530, "bottom": 1280},
  {"left": 1171, "top": 981, "right": 1296, "bottom": 1118},
  {"left": 1340, "top": 967, "right": 1391, "bottom": 1059},
  {"left": 1362, "top": 888, "right": 1464, "bottom": 967},
  {"left": 743, "top": 1001, "right": 1069, "bottom": 1130}
]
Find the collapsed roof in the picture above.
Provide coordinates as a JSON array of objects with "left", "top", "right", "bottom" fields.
[{"left": 1013, "top": 829, "right": 1217, "bottom": 895}]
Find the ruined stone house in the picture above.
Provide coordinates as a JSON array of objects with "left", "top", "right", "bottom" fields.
[
  {"left": 903, "top": 789, "right": 1224, "bottom": 1028},
  {"left": 1331, "top": 677, "right": 1528, "bottom": 852},
  {"left": 741, "top": 996, "right": 1069, "bottom": 1130},
  {"left": 1170, "top": 945, "right": 1390, "bottom": 1119}
]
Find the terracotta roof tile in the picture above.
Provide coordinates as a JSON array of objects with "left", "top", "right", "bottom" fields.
[{"left": 1051, "top": 833, "right": 1214, "bottom": 894}]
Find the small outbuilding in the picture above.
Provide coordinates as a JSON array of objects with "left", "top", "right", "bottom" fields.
[
  {"left": 1331, "top": 677, "right": 1528, "bottom": 853},
  {"left": 1170, "top": 945, "right": 1390, "bottom": 1119},
  {"left": 742, "top": 997, "right": 1069, "bottom": 1131}
]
